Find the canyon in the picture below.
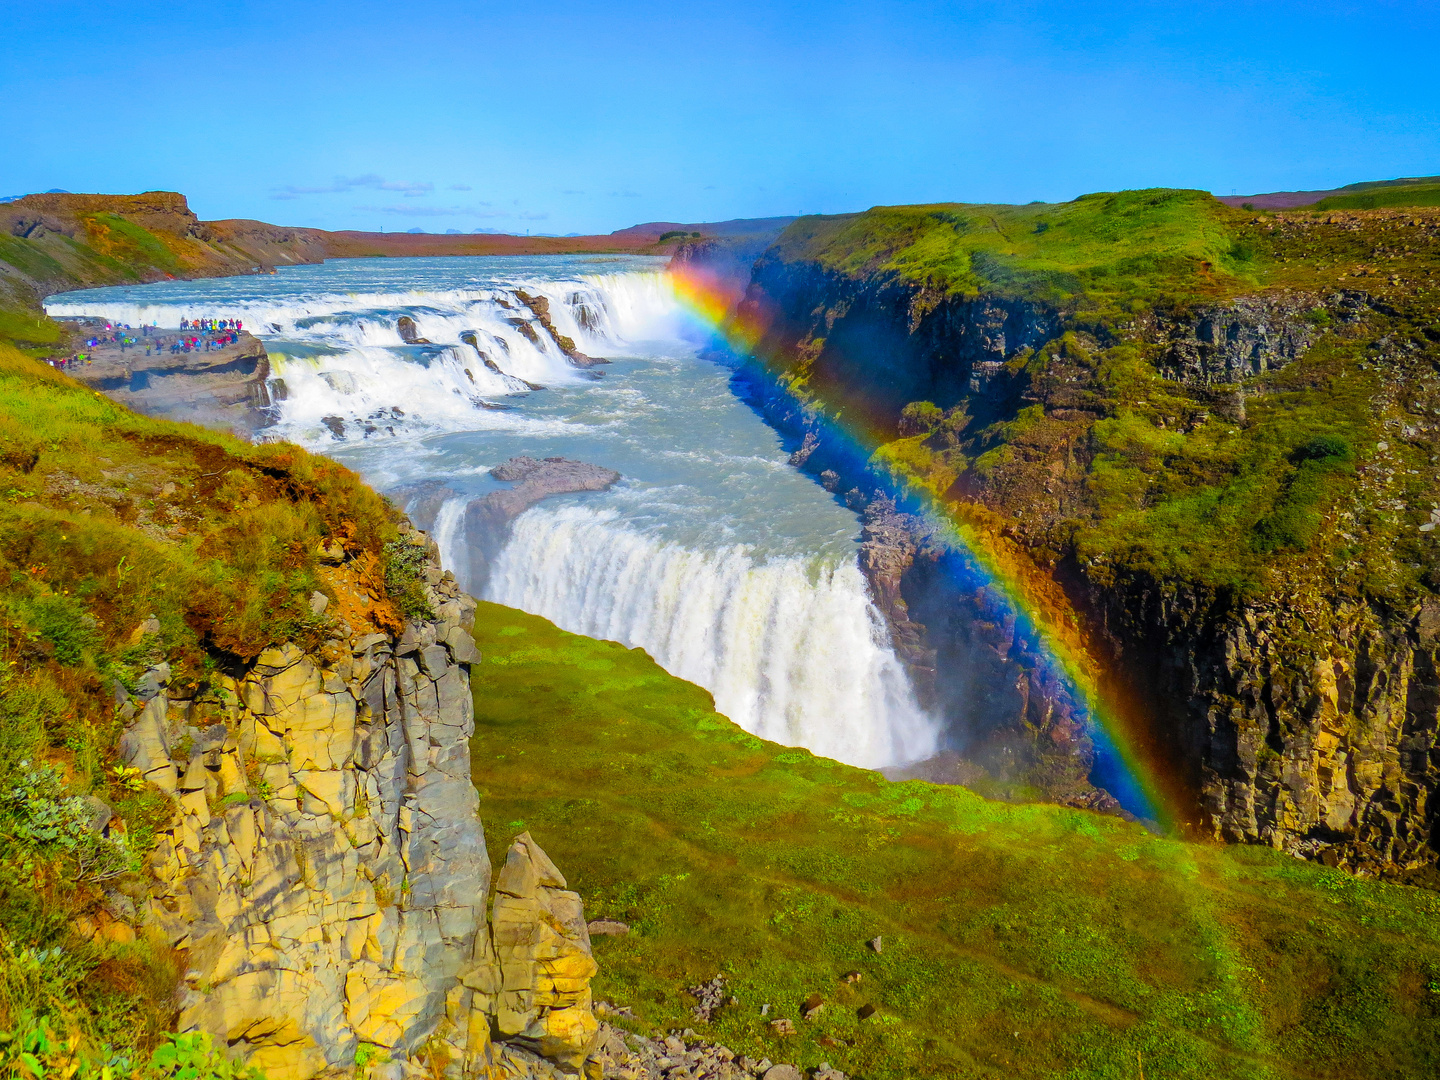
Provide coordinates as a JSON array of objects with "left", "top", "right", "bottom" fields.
[
  {"left": 5, "top": 188, "right": 1440, "bottom": 1080},
  {"left": 688, "top": 195, "right": 1440, "bottom": 873}
]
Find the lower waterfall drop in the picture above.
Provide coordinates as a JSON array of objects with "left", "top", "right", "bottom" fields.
[{"left": 485, "top": 504, "right": 937, "bottom": 770}]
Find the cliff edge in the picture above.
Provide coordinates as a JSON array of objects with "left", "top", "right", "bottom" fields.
[{"left": 709, "top": 192, "right": 1440, "bottom": 874}]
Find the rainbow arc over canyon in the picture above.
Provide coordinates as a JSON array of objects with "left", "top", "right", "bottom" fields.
[{"left": 668, "top": 260, "right": 1181, "bottom": 828}]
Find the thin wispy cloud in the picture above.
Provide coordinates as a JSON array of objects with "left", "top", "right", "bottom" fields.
[
  {"left": 609, "top": 190, "right": 642, "bottom": 198},
  {"left": 271, "top": 174, "right": 435, "bottom": 199},
  {"left": 449, "top": 184, "right": 472, "bottom": 191},
  {"left": 353, "top": 204, "right": 509, "bottom": 218}
]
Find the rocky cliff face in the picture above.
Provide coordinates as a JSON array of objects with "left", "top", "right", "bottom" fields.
[
  {"left": 741, "top": 255, "right": 1060, "bottom": 430},
  {"left": 113, "top": 527, "right": 602, "bottom": 1078},
  {"left": 717, "top": 215, "right": 1440, "bottom": 869},
  {"left": 56, "top": 320, "right": 276, "bottom": 435},
  {"left": 1087, "top": 581, "right": 1440, "bottom": 873}
]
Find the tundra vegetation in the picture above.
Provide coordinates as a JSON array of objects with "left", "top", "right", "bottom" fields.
[{"left": 765, "top": 191, "right": 1440, "bottom": 605}]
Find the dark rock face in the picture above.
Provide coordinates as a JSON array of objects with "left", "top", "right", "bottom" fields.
[
  {"left": 1089, "top": 581, "right": 1440, "bottom": 873},
  {"left": 743, "top": 255, "right": 1060, "bottom": 429},
  {"left": 1154, "top": 290, "right": 1371, "bottom": 385},
  {"left": 858, "top": 496, "right": 1099, "bottom": 806},
  {"left": 731, "top": 347, "right": 1108, "bottom": 809}
]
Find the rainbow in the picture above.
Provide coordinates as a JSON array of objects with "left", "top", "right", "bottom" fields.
[{"left": 668, "top": 260, "right": 1180, "bottom": 828}]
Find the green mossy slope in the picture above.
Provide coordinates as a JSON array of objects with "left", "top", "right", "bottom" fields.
[
  {"left": 1315, "top": 184, "right": 1440, "bottom": 210},
  {"left": 470, "top": 602, "right": 1440, "bottom": 1080},
  {"left": 767, "top": 189, "right": 1255, "bottom": 320}
]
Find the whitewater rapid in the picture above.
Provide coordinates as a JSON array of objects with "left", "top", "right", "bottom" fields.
[{"left": 46, "top": 255, "right": 939, "bottom": 769}]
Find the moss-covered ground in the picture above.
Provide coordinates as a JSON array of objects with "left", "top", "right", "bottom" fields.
[
  {"left": 470, "top": 601, "right": 1440, "bottom": 1080},
  {"left": 766, "top": 189, "right": 1256, "bottom": 322}
]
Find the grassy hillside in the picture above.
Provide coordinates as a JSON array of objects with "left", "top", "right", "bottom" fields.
[
  {"left": 469, "top": 602, "right": 1440, "bottom": 1080},
  {"left": 0, "top": 342, "right": 427, "bottom": 1067},
  {"left": 1314, "top": 183, "right": 1440, "bottom": 210},
  {"left": 760, "top": 195, "right": 1440, "bottom": 604},
  {"left": 765, "top": 189, "right": 1256, "bottom": 321}
]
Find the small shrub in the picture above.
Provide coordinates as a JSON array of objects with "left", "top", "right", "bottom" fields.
[
  {"left": 897, "top": 401, "right": 943, "bottom": 436},
  {"left": 1254, "top": 437, "right": 1357, "bottom": 553},
  {"left": 1291, "top": 434, "right": 1352, "bottom": 463},
  {"left": 2, "top": 765, "right": 134, "bottom": 884},
  {"left": 22, "top": 596, "right": 98, "bottom": 667},
  {"left": 147, "top": 1031, "right": 263, "bottom": 1080},
  {"left": 382, "top": 540, "right": 434, "bottom": 623}
]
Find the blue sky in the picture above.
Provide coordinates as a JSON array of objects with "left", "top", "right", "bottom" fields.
[{"left": 2, "top": 0, "right": 1436, "bottom": 234}]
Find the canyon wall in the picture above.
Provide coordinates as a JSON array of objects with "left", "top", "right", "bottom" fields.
[
  {"left": 112, "top": 526, "right": 601, "bottom": 1078},
  {"left": 717, "top": 217, "right": 1440, "bottom": 871}
]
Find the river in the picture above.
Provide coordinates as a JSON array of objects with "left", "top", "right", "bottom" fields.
[{"left": 47, "top": 255, "right": 937, "bottom": 769}]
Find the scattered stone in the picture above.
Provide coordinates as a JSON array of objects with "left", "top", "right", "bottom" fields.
[
  {"left": 308, "top": 590, "right": 328, "bottom": 614},
  {"left": 588, "top": 918, "right": 631, "bottom": 936},
  {"left": 686, "top": 975, "right": 728, "bottom": 1023},
  {"left": 768, "top": 1018, "right": 795, "bottom": 1036},
  {"left": 762, "top": 1066, "right": 801, "bottom": 1080},
  {"left": 813, "top": 1064, "right": 846, "bottom": 1080},
  {"left": 760, "top": 1003, "right": 770, "bottom": 1016},
  {"left": 127, "top": 615, "right": 161, "bottom": 644},
  {"left": 801, "top": 994, "right": 824, "bottom": 1020},
  {"left": 867, "top": 935, "right": 883, "bottom": 953},
  {"left": 842, "top": 971, "right": 861, "bottom": 984},
  {"left": 856, "top": 1004, "right": 877, "bottom": 1021}
]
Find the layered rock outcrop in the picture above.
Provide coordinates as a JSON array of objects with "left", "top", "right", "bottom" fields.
[
  {"left": 1153, "top": 289, "right": 1371, "bottom": 386},
  {"left": 57, "top": 319, "right": 275, "bottom": 435},
  {"left": 1089, "top": 583, "right": 1440, "bottom": 873},
  {"left": 114, "top": 529, "right": 602, "bottom": 1078}
]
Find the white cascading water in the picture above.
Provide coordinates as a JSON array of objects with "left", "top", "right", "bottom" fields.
[
  {"left": 485, "top": 505, "right": 933, "bottom": 768},
  {"left": 45, "top": 257, "right": 939, "bottom": 770}
]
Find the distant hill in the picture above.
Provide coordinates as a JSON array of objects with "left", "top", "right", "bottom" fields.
[
  {"left": 0, "top": 189, "right": 797, "bottom": 355},
  {"left": 1217, "top": 174, "right": 1440, "bottom": 209},
  {"left": 607, "top": 215, "right": 797, "bottom": 241}
]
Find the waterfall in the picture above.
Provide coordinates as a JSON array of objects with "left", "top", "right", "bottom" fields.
[
  {"left": 484, "top": 504, "right": 936, "bottom": 770},
  {"left": 46, "top": 271, "right": 686, "bottom": 445},
  {"left": 45, "top": 259, "right": 941, "bottom": 771}
]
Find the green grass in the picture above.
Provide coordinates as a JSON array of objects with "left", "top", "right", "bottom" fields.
[
  {"left": 1314, "top": 184, "right": 1440, "bottom": 211},
  {"left": 470, "top": 602, "right": 1440, "bottom": 1080},
  {"left": 769, "top": 189, "right": 1256, "bottom": 321}
]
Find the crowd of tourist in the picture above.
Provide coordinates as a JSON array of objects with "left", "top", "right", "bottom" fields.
[{"left": 48, "top": 316, "right": 247, "bottom": 371}]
